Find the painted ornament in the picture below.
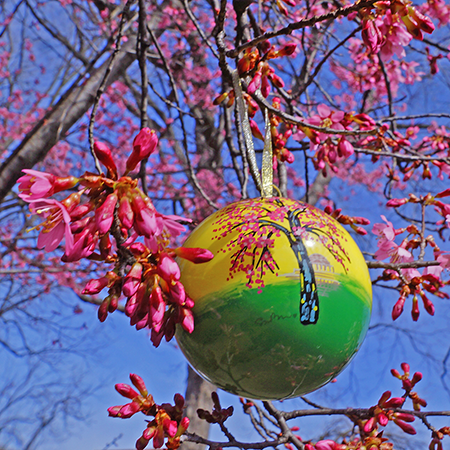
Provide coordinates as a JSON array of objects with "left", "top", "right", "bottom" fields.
[{"left": 176, "top": 197, "right": 372, "bottom": 400}]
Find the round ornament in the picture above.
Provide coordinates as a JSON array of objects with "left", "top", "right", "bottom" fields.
[{"left": 176, "top": 197, "right": 372, "bottom": 400}]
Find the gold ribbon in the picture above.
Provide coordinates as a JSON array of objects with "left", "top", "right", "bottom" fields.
[
  {"left": 231, "top": 69, "right": 273, "bottom": 198},
  {"left": 261, "top": 107, "right": 273, "bottom": 198}
]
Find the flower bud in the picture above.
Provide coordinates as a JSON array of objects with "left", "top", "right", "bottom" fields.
[
  {"left": 247, "top": 72, "right": 262, "bottom": 95},
  {"left": 420, "top": 293, "right": 435, "bottom": 316},
  {"left": 411, "top": 371, "right": 423, "bottom": 384},
  {"left": 163, "top": 418, "right": 178, "bottom": 437},
  {"left": 383, "top": 396, "right": 405, "bottom": 408},
  {"left": 123, "top": 263, "right": 143, "bottom": 298},
  {"left": 136, "top": 436, "right": 150, "bottom": 450},
  {"left": 158, "top": 254, "right": 180, "bottom": 283},
  {"left": 150, "top": 286, "right": 166, "bottom": 333},
  {"left": 401, "top": 362, "right": 410, "bottom": 374},
  {"left": 180, "top": 307, "right": 194, "bottom": 333},
  {"left": 95, "top": 192, "right": 118, "bottom": 235},
  {"left": 363, "top": 416, "right": 376, "bottom": 433},
  {"left": 108, "top": 295, "right": 119, "bottom": 313},
  {"left": 126, "top": 128, "right": 158, "bottom": 173},
  {"left": 151, "top": 327, "right": 165, "bottom": 348},
  {"left": 93, "top": 141, "right": 118, "bottom": 179},
  {"left": 315, "top": 440, "right": 336, "bottom": 450},
  {"left": 394, "top": 419, "right": 417, "bottom": 435},
  {"left": 82, "top": 277, "right": 109, "bottom": 295},
  {"left": 279, "top": 42, "right": 296, "bottom": 56},
  {"left": 169, "top": 281, "right": 186, "bottom": 305},
  {"left": 378, "top": 412, "right": 389, "bottom": 426},
  {"left": 107, "top": 405, "right": 122, "bottom": 417},
  {"left": 338, "top": 138, "right": 354, "bottom": 158},
  {"left": 392, "top": 297, "right": 405, "bottom": 320},
  {"left": 119, "top": 195, "right": 134, "bottom": 229},
  {"left": 115, "top": 383, "right": 139, "bottom": 399},
  {"left": 249, "top": 119, "right": 264, "bottom": 141},
  {"left": 261, "top": 75, "right": 271, "bottom": 98},
  {"left": 174, "top": 393, "right": 185, "bottom": 410},
  {"left": 387, "top": 198, "right": 408, "bottom": 207},
  {"left": 117, "top": 401, "right": 140, "bottom": 418},
  {"left": 179, "top": 416, "right": 190, "bottom": 432},
  {"left": 213, "top": 91, "right": 229, "bottom": 106},
  {"left": 98, "top": 298, "right": 109, "bottom": 322},
  {"left": 394, "top": 412, "right": 415, "bottom": 422},
  {"left": 411, "top": 296, "right": 420, "bottom": 321},
  {"left": 174, "top": 247, "right": 214, "bottom": 264},
  {"left": 378, "top": 390, "right": 391, "bottom": 406},
  {"left": 129, "top": 242, "right": 149, "bottom": 257}
]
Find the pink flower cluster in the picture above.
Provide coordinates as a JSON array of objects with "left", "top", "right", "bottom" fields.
[
  {"left": 391, "top": 362, "right": 427, "bottom": 411},
  {"left": 372, "top": 192, "right": 450, "bottom": 321},
  {"left": 17, "top": 128, "right": 214, "bottom": 345},
  {"left": 108, "top": 373, "right": 189, "bottom": 450},
  {"left": 293, "top": 105, "right": 377, "bottom": 176},
  {"left": 324, "top": 205, "right": 370, "bottom": 235},
  {"left": 360, "top": 0, "right": 435, "bottom": 57},
  {"left": 363, "top": 390, "right": 416, "bottom": 435},
  {"left": 216, "top": 43, "right": 298, "bottom": 165}
]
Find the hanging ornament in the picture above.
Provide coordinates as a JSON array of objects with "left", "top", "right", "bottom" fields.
[{"left": 176, "top": 197, "right": 372, "bottom": 400}]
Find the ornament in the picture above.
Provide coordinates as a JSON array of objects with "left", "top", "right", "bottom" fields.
[{"left": 176, "top": 197, "right": 372, "bottom": 400}]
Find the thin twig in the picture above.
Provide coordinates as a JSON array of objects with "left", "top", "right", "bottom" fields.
[
  {"left": 148, "top": 27, "right": 218, "bottom": 209},
  {"left": 226, "top": 0, "right": 379, "bottom": 58},
  {"left": 182, "top": 0, "right": 220, "bottom": 59},
  {"left": 366, "top": 260, "right": 440, "bottom": 269},
  {"left": 137, "top": 0, "right": 150, "bottom": 195},
  {"left": 88, "top": 0, "right": 135, "bottom": 174}
]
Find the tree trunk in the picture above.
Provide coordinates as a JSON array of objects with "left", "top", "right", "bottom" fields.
[
  {"left": 182, "top": 366, "right": 215, "bottom": 450},
  {"left": 0, "top": 37, "right": 138, "bottom": 202}
]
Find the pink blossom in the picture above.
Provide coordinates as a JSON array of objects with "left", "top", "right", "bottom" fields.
[
  {"left": 437, "top": 252, "right": 450, "bottom": 269},
  {"left": 378, "top": 11, "right": 412, "bottom": 61},
  {"left": 423, "top": 264, "right": 443, "bottom": 278},
  {"left": 159, "top": 213, "right": 189, "bottom": 237},
  {"left": 29, "top": 198, "right": 74, "bottom": 252},
  {"left": 361, "top": 18, "right": 384, "bottom": 54},
  {"left": 372, "top": 215, "right": 396, "bottom": 241},
  {"left": 131, "top": 195, "right": 160, "bottom": 238},
  {"left": 18, "top": 169, "right": 56, "bottom": 200},
  {"left": 61, "top": 225, "right": 97, "bottom": 262},
  {"left": 309, "top": 104, "right": 346, "bottom": 138},
  {"left": 18, "top": 169, "right": 78, "bottom": 200},
  {"left": 400, "top": 265, "right": 421, "bottom": 281},
  {"left": 420, "top": 0, "right": 450, "bottom": 27},
  {"left": 338, "top": 138, "right": 354, "bottom": 158}
]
